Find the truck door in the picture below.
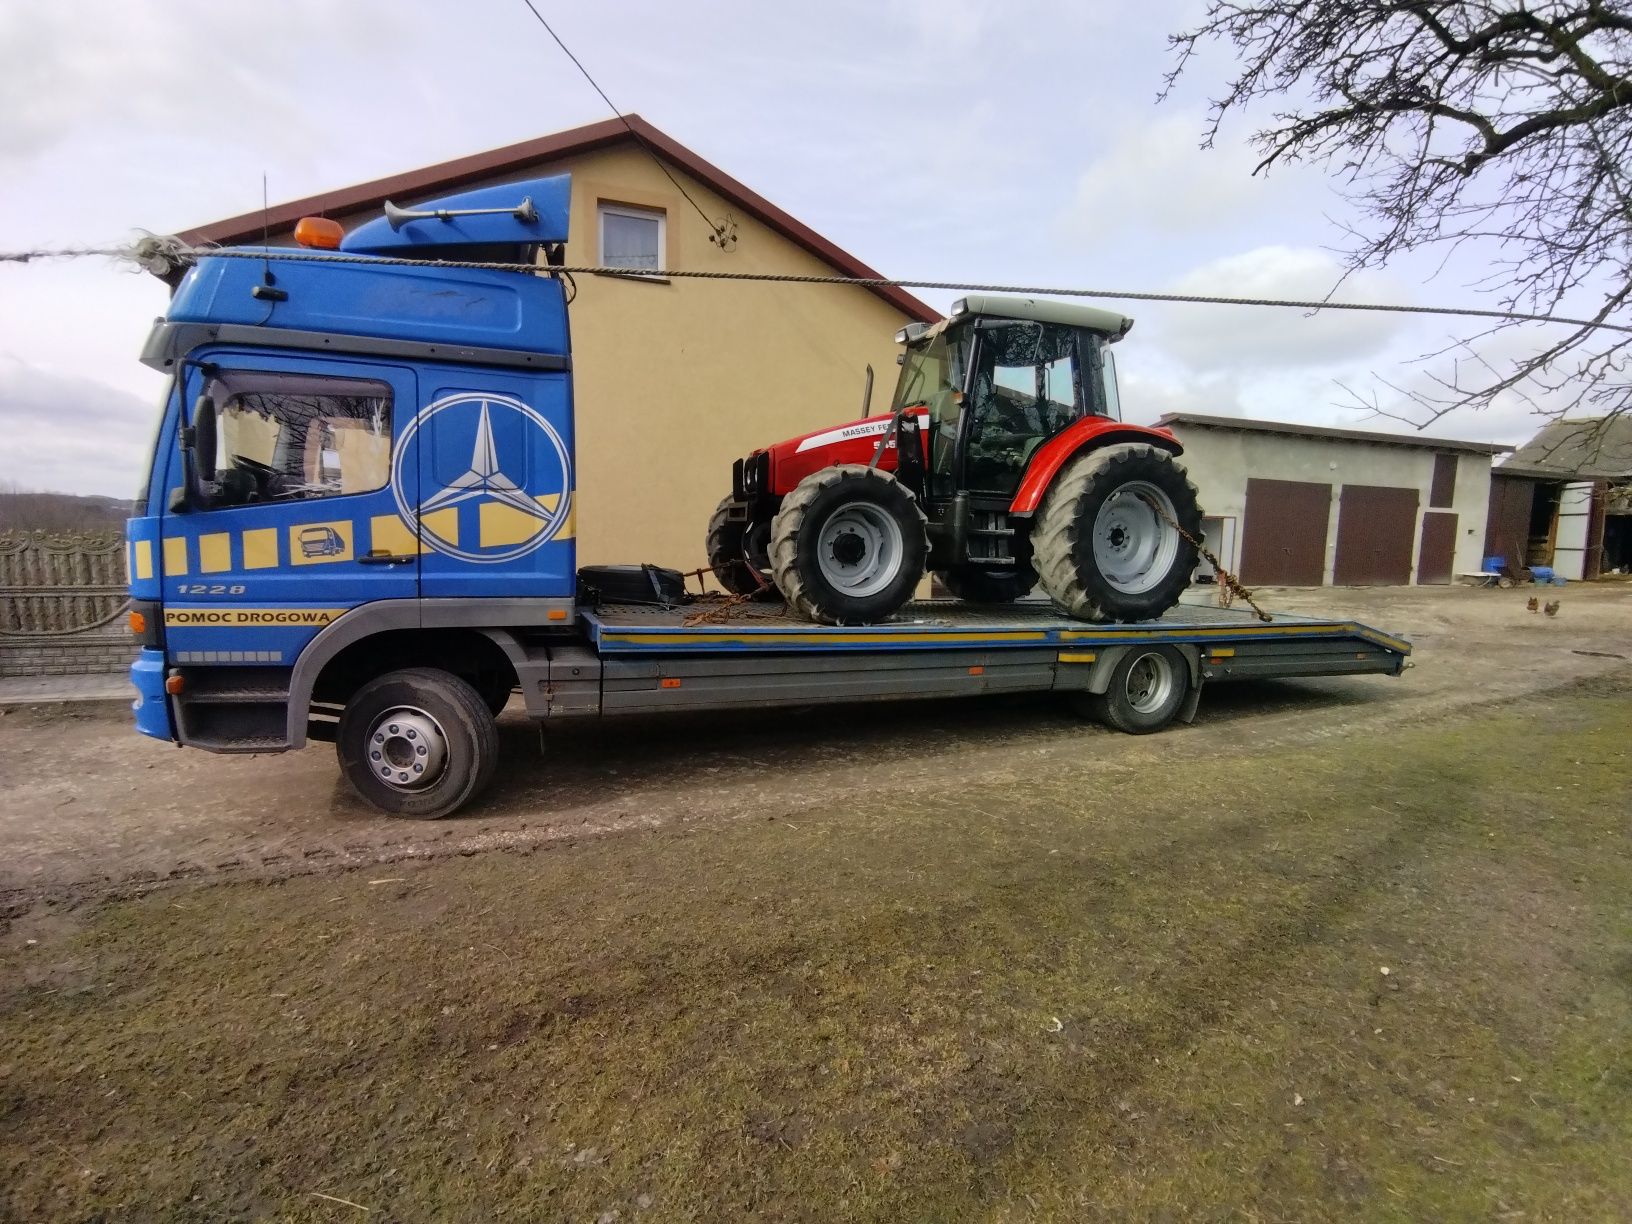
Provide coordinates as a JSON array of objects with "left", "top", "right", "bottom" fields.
[
  {"left": 411, "top": 367, "right": 576, "bottom": 603},
  {"left": 158, "top": 353, "right": 418, "bottom": 668}
]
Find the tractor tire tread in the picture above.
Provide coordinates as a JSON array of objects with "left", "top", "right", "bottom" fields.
[
  {"left": 706, "top": 494, "right": 764, "bottom": 596},
  {"left": 1031, "top": 444, "right": 1202, "bottom": 623},
  {"left": 770, "top": 464, "right": 927, "bottom": 624}
]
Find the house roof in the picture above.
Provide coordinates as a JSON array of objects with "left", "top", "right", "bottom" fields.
[
  {"left": 179, "top": 114, "right": 938, "bottom": 325},
  {"left": 1501, "top": 416, "right": 1632, "bottom": 480},
  {"left": 1154, "top": 412, "right": 1511, "bottom": 455}
]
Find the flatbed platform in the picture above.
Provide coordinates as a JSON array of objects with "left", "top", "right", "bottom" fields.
[{"left": 579, "top": 599, "right": 1413, "bottom": 661}]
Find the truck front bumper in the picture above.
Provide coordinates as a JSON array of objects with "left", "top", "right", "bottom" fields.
[{"left": 130, "top": 648, "right": 174, "bottom": 741}]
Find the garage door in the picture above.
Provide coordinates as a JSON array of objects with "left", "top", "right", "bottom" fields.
[
  {"left": 1483, "top": 475, "right": 1534, "bottom": 567},
  {"left": 1239, "top": 478, "right": 1332, "bottom": 586},
  {"left": 1333, "top": 485, "right": 1419, "bottom": 585},
  {"left": 1416, "top": 510, "right": 1457, "bottom": 584}
]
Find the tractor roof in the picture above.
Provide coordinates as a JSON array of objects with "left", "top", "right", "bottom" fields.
[{"left": 952, "top": 294, "right": 1134, "bottom": 341}]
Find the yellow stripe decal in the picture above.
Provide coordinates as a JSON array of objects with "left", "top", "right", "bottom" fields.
[
  {"left": 198, "top": 533, "right": 232, "bottom": 574},
  {"left": 162, "top": 537, "right": 188, "bottom": 577},
  {"left": 599, "top": 630, "right": 1053, "bottom": 647},
  {"left": 164, "top": 607, "right": 347, "bottom": 627},
  {"left": 132, "top": 539, "right": 154, "bottom": 581},
  {"left": 241, "top": 528, "right": 279, "bottom": 570},
  {"left": 1057, "top": 651, "right": 1097, "bottom": 664}
]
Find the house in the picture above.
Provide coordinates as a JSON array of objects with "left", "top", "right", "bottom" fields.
[
  {"left": 1488, "top": 416, "right": 1632, "bottom": 578},
  {"left": 182, "top": 116, "right": 937, "bottom": 570},
  {"left": 1153, "top": 413, "right": 1511, "bottom": 587}
]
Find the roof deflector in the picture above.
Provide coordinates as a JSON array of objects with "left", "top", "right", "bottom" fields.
[{"left": 340, "top": 174, "right": 571, "bottom": 256}]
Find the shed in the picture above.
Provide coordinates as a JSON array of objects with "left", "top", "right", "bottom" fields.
[
  {"left": 1153, "top": 413, "right": 1511, "bottom": 587},
  {"left": 1493, "top": 417, "right": 1632, "bottom": 578}
]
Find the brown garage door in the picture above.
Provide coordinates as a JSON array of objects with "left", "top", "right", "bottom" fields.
[
  {"left": 1334, "top": 485, "right": 1419, "bottom": 585},
  {"left": 1483, "top": 475, "right": 1534, "bottom": 567},
  {"left": 1416, "top": 510, "right": 1457, "bottom": 584},
  {"left": 1239, "top": 478, "right": 1332, "bottom": 586}
]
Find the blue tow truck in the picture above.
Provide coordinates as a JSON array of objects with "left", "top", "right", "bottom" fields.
[{"left": 125, "top": 174, "right": 1410, "bottom": 818}]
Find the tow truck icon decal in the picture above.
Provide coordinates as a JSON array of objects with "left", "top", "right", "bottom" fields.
[{"left": 390, "top": 392, "right": 573, "bottom": 564}]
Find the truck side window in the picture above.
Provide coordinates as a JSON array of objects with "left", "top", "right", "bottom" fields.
[{"left": 205, "top": 371, "right": 392, "bottom": 507}]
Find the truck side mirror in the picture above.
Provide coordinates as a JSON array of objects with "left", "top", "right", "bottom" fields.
[
  {"left": 192, "top": 394, "right": 218, "bottom": 482},
  {"left": 176, "top": 393, "right": 219, "bottom": 511}
]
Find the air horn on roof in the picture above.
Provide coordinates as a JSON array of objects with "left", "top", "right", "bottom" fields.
[{"left": 383, "top": 196, "right": 540, "bottom": 231}]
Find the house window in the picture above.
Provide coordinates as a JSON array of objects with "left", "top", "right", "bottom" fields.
[{"left": 599, "top": 203, "right": 665, "bottom": 274}]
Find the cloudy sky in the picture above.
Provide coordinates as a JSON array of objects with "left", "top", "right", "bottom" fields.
[{"left": 0, "top": 0, "right": 1575, "bottom": 497}]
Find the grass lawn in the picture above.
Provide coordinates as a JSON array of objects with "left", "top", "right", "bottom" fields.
[{"left": 3, "top": 680, "right": 1630, "bottom": 1221}]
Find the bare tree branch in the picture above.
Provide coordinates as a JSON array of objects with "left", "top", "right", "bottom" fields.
[{"left": 1167, "top": 1, "right": 1632, "bottom": 429}]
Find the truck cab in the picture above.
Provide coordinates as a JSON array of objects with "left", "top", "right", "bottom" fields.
[{"left": 127, "top": 176, "right": 581, "bottom": 813}]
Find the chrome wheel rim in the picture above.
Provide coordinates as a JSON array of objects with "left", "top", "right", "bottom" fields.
[
  {"left": 1124, "top": 651, "right": 1176, "bottom": 714},
  {"left": 817, "top": 501, "right": 904, "bottom": 597},
  {"left": 1093, "top": 480, "right": 1180, "bottom": 595},
  {"left": 366, "top": 705, "right": 448, "bottom": 791}
]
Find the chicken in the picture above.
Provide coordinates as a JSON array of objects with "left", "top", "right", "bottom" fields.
[
  {"left": 1543, "top": 600, "right": 1560, "bottom": 617},
  {"left": 1526, "top": 596, "right": 1539, "bottom": 612}
]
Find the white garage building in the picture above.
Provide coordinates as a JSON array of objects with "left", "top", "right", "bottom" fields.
[{"left": 1154, "top": 414, "right": 1511, "bottom": 587}]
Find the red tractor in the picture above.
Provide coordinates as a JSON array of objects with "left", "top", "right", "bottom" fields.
[{"left": 709, "top": 295, "right": 1204, "bottom": 624}]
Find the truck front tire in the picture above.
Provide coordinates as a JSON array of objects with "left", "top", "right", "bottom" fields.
[
  {"left": 337, "top": 668, "right": 498, "bottom": 819},
  {"left": 770, "top": 465, "right": 928, "bottom": 624}
]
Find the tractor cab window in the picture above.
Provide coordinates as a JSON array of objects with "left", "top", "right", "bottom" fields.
[
  {"left": 893, "top": 331, "right": 967, "bottom": 496},
  {"left": 206, "top": 371, "right": 392, "bottom": 508},
  {"left": 965, "top": 322, "right": 1084, "bottom": 495}
]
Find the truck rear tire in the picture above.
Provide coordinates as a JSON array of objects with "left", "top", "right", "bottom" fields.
[
  {"left": 937, "top": 563, "right": 1037, "bottom": 604},
  {"left": 1079, "top": 645, "right": 1189, "bottom": 733},
  {"left": 706, "top": 495, "right": 773, "bottom": 596},
  {"left": 770, "top": 464, "right": 928, "bottom": 624},
  {"left": 337, "top": 668, "right": 499, "bottom": 819},
  {"left": 1032, "top": 443, "right": 1201, "bottom": 622}
]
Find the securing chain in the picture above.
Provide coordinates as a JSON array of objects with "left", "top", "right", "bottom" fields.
[{"left": 1147, "top": 499, "right": 1272, "bottom": 623}]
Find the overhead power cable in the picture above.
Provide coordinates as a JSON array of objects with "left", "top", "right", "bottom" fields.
[
  {"left": 515, "top": 0, "right": 726, "bottom": 240},
  {"left": 4, "top": 241, "right": 1629, "bottom": 335}
]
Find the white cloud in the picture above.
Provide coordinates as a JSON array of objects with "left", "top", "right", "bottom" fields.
[
  {"left": 0, "top": 358, "right": 156, "bottom": 497},
  {"left": 1152, "top": 245, "right": 1412, "bottom": 372}
]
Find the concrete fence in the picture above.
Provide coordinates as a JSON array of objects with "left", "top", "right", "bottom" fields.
[{"left": 0, "top": 532, "right": 135, "bottom": 677}]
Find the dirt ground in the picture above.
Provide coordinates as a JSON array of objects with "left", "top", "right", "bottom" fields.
[
  {"left": 1, "top": 584, "right": 1628, "bottom": 908},
  {"left": 0, "top": 611, "right": 1628, "bottom": 1219}
]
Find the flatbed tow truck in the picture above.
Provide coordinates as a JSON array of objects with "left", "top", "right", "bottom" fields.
[{"left": 125, "top": 174, "right": 1410, "bottom": 819}]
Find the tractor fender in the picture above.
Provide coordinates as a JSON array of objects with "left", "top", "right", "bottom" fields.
[{"left": 1008, "top": 420, "right": 1183, "bottom": 516}]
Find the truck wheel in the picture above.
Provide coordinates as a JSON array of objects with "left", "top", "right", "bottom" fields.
[
  {"left": 937, "top": 563, "right": 1037, "bottom": 604},
  {"left": 706, "top": 495, "right": 774, "bottom": 596},
  {"left": 1087, "top": 645, "right": 1189, "bottom": 734},
  {"left": 337, "top": 668, "right": 498, "bottom": 819},
  {"left": 1032, "top": 444, "right": 1201, "bottom": 622},
  {"left": 770, "top": 464, "right": 928, "bottom": 624}
]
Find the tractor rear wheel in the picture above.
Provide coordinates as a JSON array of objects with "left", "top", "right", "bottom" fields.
[
  {"left": 770, "top": 464, "right": 928, "bottom": 624},
  {"left": 937, "top": 563, "right": 1037, "bottom": 604},
  {"left": 706, "top": 495, "right": 773, "bottom": 596},
  {"left": 1032, "top": 443, "right": 1201, "bottom": 622}
]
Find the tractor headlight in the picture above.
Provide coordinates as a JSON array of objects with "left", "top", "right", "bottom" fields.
[{"left": 950, "top": 298, "right": 968, "bottom": 318}]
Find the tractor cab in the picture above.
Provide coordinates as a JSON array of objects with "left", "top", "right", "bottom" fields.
[{"left": 896, "top": 296, "right": 1131, "bottom": 503}]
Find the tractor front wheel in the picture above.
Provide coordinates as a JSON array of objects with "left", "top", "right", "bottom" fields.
[
  {"left": 1032, "top": 444, "right": 1201, "bottom": 622},
  {"left": 770, "top": 465, "right": 927, "bottom": 624}
]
